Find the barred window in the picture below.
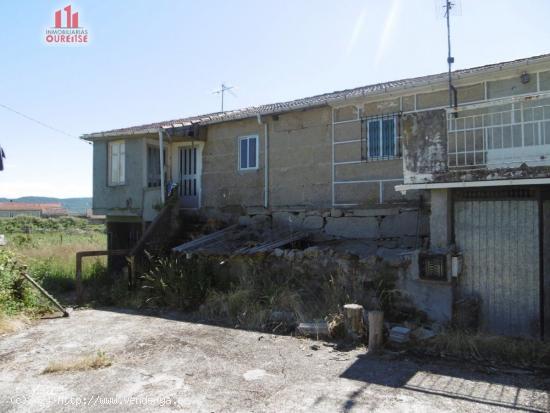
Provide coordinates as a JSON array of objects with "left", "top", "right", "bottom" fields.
[{"left": 361, "top": 114, "right": 401, "bottom": 161}]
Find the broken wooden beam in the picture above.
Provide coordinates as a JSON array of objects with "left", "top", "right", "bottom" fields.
[{"left": 20, "top": 268, "right": 69, "bottom": 317}]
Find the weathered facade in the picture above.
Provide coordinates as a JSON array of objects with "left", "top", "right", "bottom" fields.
[
  {"left": 396, "top": 54, "right": 550, "bottom": 339},
  {"left": 84, "top": 53, "right": 550, "bottom": 338}
]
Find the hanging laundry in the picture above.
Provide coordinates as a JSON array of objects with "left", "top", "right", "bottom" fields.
[{"left": 0, "top": 146, "right": 5, "bottom": 171}]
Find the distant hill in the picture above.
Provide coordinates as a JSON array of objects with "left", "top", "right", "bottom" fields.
[{"left": 0, "top": 197, "right": 92, "bottom": 215}]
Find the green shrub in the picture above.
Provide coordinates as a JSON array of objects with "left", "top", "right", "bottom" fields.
[
  {"left": 0, "top": 216, "right": 104, "bottom": 235},
  {"left": 141, "top": 254, "right": 220, "bottom": 310},
  {"left": 0, "top": 249, "right": 42, "bottom": 315}
]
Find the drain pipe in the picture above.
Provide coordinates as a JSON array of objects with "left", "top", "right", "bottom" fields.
[
  {"left": 158, "top": 128, "right": 165, "bottom": 204},
  {"left": 257, "top": 114, "right": 269, "bottom": 208}
]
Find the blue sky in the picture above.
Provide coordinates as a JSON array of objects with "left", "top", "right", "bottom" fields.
[{"left": 0, "top": 0, "right": 549, "bottom": 198}]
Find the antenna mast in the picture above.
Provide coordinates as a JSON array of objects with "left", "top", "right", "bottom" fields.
[
  {"left": 213, "top": 83, "right": 235, "bottom": 112},
  {"left": 444, "top": 1, "right": 457, "bottom": 112}
]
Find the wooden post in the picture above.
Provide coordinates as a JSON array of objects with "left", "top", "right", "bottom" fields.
[
  {"left": 343, "top": 304, "right": 364, "bottom": 337},
  {"left": 74, "top": 249, "right": 130, "bottom": 305},
  {"left": 368, "top": 310, "right": 384, "bottom": 353},
  {"left": 76, "top": 252, "right": 83, "bottom": 305}
]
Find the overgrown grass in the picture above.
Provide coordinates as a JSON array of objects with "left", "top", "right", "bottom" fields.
[
  {"left": 138, "top": 253, "right": 399, "bottom": 332},
  {"left": 0, "top": 215, "right": 102, "bottom": 234},
  {"left": 426, "top": 329, "right": 550, "bottom": 368},
  {"left": 0, "top": 249, "right": 48, "bottom": 321},
  {"left": 0, "top": 217, "right": 107, "bottom": 314},
  {"left": 42, "top": 351, "right": 112, "bottom": 374},
  {"left": 12, "top": 232, "right": 107, "bottom": 296}
]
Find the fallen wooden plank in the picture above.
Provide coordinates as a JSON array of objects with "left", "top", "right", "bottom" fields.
[{"left": 172, "top": 224, "right": 239, "bottom": 253}]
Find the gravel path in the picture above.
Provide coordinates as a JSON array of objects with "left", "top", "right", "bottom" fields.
[{"left": 0, "top": 308, "right": 548, "bottom": 412}]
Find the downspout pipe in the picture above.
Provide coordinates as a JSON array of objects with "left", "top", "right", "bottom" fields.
[
  {"left": 158, "top": 128, "right": 165, "bottom": 204},
  {"left": 257, "top": 114, "right": 269, "bottom": 208}
]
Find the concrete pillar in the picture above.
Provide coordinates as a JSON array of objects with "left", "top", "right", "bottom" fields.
[{"left": 430, "top": 189, "right": 452, "bottom": 249}]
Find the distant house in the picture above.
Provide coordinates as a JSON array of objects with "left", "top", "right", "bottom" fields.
[{"left": 0, "top": 202, "right": 68, "bottom": 218}]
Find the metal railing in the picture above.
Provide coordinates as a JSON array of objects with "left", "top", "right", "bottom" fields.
[{"left": 447, "top": 101, "right": 550, "bottom": 168}]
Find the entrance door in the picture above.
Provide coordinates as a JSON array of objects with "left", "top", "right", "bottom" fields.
[
  {"left": 176, "top": 144, "right": 201, "bottom": 208},
  {"left": 454, "top": 193, "right": 540, "bottom": 337}
]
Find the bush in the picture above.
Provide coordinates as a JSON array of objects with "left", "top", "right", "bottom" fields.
[
  {"left": 0, "top": 216, "right": 104, "bottom": 235},
  {"left": 0, "top": 249, "right": 43, "bottom": 315},
  {"left": 138, "top": 252, "right": 402, "bottom": 332},
  {"left": 140, "top": 253, "right": 223, "bottom": 310}
]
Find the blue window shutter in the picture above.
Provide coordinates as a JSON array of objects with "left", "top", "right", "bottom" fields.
[
  {"left": 382, "top": 119, "right": 395, "bottom": 157},
  {"left": 240, "top": 139, "right": 248, "bottom": 169},
  {"left": 248, "top": 137, "right": 256, "bottom": 168},
  {"left": 368, "top": 120, "right": 380, "bottom": 158}
]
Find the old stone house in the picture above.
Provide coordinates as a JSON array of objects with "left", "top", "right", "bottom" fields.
[{"left": 83, "top": 53, "right": 550, "bottom": 338}]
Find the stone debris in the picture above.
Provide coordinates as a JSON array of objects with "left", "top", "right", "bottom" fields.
[
  {"left": 411, "top": 327, "right": 437, "bottom": 341},
  {"left": 389, "top": 326, "right": 411, "bottom": 344}
]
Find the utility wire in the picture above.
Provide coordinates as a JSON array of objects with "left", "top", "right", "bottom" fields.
[{"left": 0, "top": 102, "right": 81, "bottom": 141}]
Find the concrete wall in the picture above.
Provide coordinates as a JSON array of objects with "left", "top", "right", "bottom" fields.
[
  {"left": 402, "top": 110, "right": 447, "bottom": 184},
  {"left": 202, "top": 117, "right": 265, "bottom": 211},
  {"left": 92, "top": 137, "right": 145, "bottom": 217},
  {"left": 269, "top": 108, "right": 332, "bottom": 207},
  {"left": 333, "top": 104, "right": 409, "bottom": 206},
  {"left": 237, "top": 205, "right": 430, "bottom": 247},
  {"left": 398, "top": 251, "right": 453, "bottom": 324},
  {"left": 201, "top": 107, "right": 332, "bottom": 213}
]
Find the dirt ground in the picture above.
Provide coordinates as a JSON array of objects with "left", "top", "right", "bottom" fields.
[{"left": 0, "top": 309, "right": 549, "bottom": 412}]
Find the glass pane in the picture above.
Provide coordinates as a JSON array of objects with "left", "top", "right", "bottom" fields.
[
  {"left": 368, "top": 120, "right": 380, "bottom": 157},
  {"left": 119, "top": 144, "right": 125, "bottom": 183},
  {"left": 512, "top": 125, "right": 522, "bottom": 147},
  {"left": 110, "top": 143, "right": 119, "bottom": 183},
  {"left": 474, "top": 152, "right": 484, "bottom": 165},
  {"left": 248, "top": 138, "right": 256, "bottom": 168},
  {"left": 502, "top": 126, "right": 512, "bottom": 148},
  {"left": 448, "top": 154, "right": 457, "bottom": 167},
  {"left": 474, "top": 129, "right": 484, "bottom": 150},
  {"left": 381, "top": 119, "right": 395, "bottom": 157},
  {"left": 466, "top": 130, "right": 474, "bottom": 151},
  {"left": 545, "top": 121, "right": 550, "bottom": 145},
  {"left": 448, "top": 132, "right": 457, "bottom": 153},
  {"left": 240, "top": 139, "right": 248, "bottom": 169},
  {"left": 524, "top": 123, "right": 535, "bottom": 146}
]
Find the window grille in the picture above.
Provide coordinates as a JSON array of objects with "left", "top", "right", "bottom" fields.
[
  {"left": 419, "top": 253, "right": 447, "bottom": 281},
  {"left": 361, "top": 113, "right": 402, "bottom": 161}
]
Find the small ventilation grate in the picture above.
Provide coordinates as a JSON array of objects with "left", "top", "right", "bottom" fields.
[{"left": 419, "top": 253, "right": 447, "bottom": 281}]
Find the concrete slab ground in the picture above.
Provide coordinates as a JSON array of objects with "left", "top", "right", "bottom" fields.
[{"left": 0, "top": 309, "right": 549, "bottom": 412}]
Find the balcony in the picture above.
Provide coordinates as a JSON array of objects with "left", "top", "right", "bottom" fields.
[{"left": 447, "top": 96, "right": 550, "bottom": 170}]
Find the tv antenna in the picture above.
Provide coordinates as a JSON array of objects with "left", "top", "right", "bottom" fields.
[
  {"left": 437, "top": 0, "right": 461, "bottom": 112},
  {"left": 212, "top": 83, "right": 237, "bottom": 112}
]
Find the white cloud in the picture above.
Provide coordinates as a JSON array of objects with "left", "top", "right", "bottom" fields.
[
  {"left": 345, "top": 6, "right": 369, "bottom": 57},
  {"left": 374, "top": 0, "right": 401, "bottom": 67}
]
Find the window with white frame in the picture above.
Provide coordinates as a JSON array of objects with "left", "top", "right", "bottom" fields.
[
  {"left": 238, "top": 135, "right": 258, "bottom": 170},
  {"left": 108, "top": 140, "right": 125, "bottom": 185},
  {"left": 362, "top": 115, "right": 400, "bottom": 161}
]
